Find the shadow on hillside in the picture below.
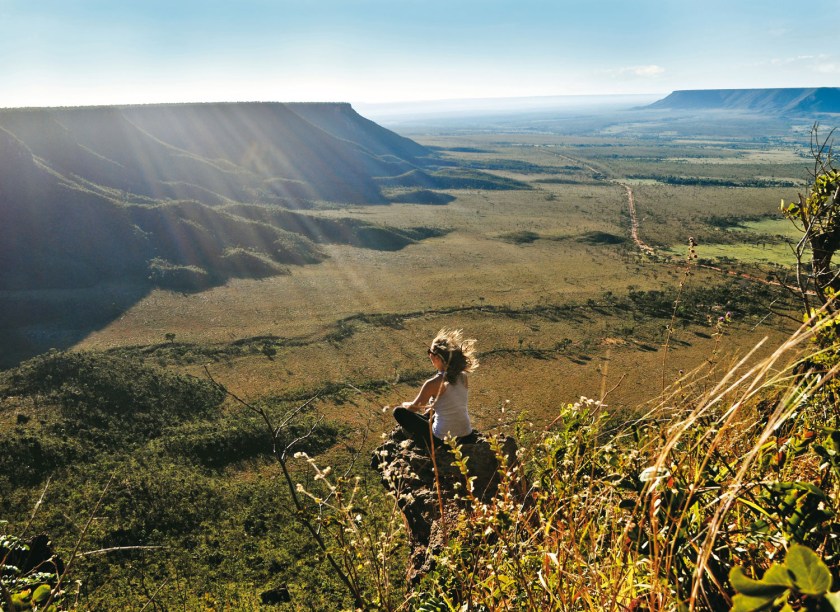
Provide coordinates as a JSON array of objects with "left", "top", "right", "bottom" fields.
[{"left": 0, "top": 282, "right": 152, "bottom": 369}]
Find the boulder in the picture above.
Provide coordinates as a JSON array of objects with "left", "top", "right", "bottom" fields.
[{"left": 371, "top": 428, "right": 518, "bottom": 583}]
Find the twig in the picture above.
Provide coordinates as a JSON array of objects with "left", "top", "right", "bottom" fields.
[
  {"left": 138, "top": 578, "right": 170, "bottom": 612},
  {"left": 601, "top": 373, "right": 626, "bottom": 404},
  {"left": 21, "top": 476, "right": 51, "bottom": 538},
  {"left": 44, "top": 473, "right": 116, "bottom": 610},
  {"left": 78, "top": 545, "right": 168, "bottom": 557},
  {"left": 662, "top": 238, "right": 697, "bottom": 391}
]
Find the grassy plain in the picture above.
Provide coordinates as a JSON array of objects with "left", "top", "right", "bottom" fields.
[{"left": 73, "top": 127, "right": 804, "bottom": 431}]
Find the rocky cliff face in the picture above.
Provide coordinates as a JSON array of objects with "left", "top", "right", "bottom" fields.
[{"left": 371, "top": 428, "right": 518, "bottom": 583}]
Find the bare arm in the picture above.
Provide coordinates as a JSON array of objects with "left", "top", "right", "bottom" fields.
[{"left": 402, "top": 373, "right": 446, "bottom": 413}]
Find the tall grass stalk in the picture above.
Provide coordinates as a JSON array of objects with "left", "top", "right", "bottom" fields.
[
  {"left": 690, "top": 312, "right": 840, "bottom": 607},
  {"left": 661, "top": 237, "right": 698, "bottom": 391}
]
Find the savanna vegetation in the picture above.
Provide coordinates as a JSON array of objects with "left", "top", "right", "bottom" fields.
[{"left": 3, "top": 111, "right": 840, "bottom": 610}]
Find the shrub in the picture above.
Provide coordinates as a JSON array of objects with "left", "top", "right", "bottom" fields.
[
  {"left": 0, "top": 351, "right": 225, "bottom": 481},
  {"left": 158, "top": 415, "right": 344, "bottom": 469}
]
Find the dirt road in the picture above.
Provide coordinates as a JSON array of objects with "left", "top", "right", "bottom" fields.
[{"left": 618, "top": 182, "right": 656, "bottom": 256}]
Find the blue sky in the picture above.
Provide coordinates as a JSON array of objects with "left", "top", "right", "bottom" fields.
[{"left": 1, "top": 0, "right": 838, "bottom": 108}]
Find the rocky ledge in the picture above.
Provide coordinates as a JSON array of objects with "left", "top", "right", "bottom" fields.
[{"left": 371, "top": 427, "right": 518, "bottom": 583}]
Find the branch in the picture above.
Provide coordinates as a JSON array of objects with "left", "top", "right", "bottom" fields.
[
  {"left": 138, "top": 578, "right": 170, "bottom": 612},
  {"left": 44, "top": 473, "right": 116, "bottom": 610},
  {"left": 202, "top": 365, "right": 365, "bottom": 609},
  {"left": 281, "top": 414, "right": 324, "bottom": 461},
  {"left": 78, "top": 545, "right": 168, "bottom": 557}
]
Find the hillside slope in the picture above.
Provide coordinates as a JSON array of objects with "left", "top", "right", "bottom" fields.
[
  {"left": 647, "top": 87, "right": 840, "bottom": 114},
  {"left": 0, "top": 103, "right": 472, "bottom": 365},
  {"left": 0, "top": 122, "right": 443, "bottom": 293}
]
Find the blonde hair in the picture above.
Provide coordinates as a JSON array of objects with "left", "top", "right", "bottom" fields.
[{"left": 429, "top": 328, "right": 479, "bottom": 383}]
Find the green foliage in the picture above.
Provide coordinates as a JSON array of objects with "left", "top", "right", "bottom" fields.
[
  {"left": 730, "top": 545, "right": 839, "bottom": 611},
  {"left": 626, "top": 280, "right": 785, "bottom": 322},
  {"left": 147, "top": 257, "right": 212, "bottom": 291},
  {"left": 577, "top": 230, "right": 627, "bottom": 245},
  {"left": 629, "top": 174, "right": 799, "bottom": 188},
  {"left": 0, "top": 346, "right": 368, "bottom": 609},
  {"left": 780, "top": 126, "right": 840, "bottom": 312},
  {"left": 781, "top": 169, "right": 840, "bottom": 234},
  {"left": 291, "top": 452, "right": 408, "bottom": 610},
  {"left": 2, "top": 351, "right": 224, "bottom": 447},
  {"left": 386, "top": 189, "right": 455, "bottom": 205},
  {"left": 0, "top": 351, "right": 225, "bottom": 484},
  {"left": 499, "top": 230, "right": 541, "bottom": 244},
  {"left": 157, "top": 414, "right": 344, "bottom": 469},
  {"left": 428, "top": 168, "right": 532, "bottom": 190},
  {"left": 454, "top": 158, "right": 557, "bottom": 174}
]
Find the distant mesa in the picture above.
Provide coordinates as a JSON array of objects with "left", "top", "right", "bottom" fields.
[{"left": 646, "top": 87, "right": 840, "bottom": 115}]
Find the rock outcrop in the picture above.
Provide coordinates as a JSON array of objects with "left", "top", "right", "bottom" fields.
[{"left": 371, "top": 428, "right": 518, "bottom": 583}]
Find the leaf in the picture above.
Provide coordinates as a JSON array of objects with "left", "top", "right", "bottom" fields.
[
  {"left": 823, "top": 592, "right": 840, "bottom": 612},
  {"left": 824, "top": 591, "right": 840, "bottom": 612},
  {"left": 11, "top": 589, "right": 31, "bottom": 606},
  {"left": 785, "top": 544, "right": 831, "bottom": 596},
  {"left": 32, "top": 583, "right": 52, "bottom": 604},
  {"left": 737, "top": 496, "right": 775, "bottom": 519},
  {"left": 730, "top": 565, "right": 792, "bottom": 596},
  {"left": 731, "top": 591, "right": 788, "bottom": 612}
]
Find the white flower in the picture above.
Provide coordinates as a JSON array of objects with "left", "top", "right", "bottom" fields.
[{"left": 639, "top": 466, "right": 670, "bottom": 484}]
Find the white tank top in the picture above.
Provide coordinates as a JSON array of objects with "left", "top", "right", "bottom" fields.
[{"left": 432, "top": 374, "right": 472, "bottom": 439}]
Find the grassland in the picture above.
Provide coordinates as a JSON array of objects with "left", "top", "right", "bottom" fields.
[
  {"left": 3, "top": 115, "right": 819, "bottom": 608},
  {"left": 70, "top": 127, "right": 803, "bottom": 428}
]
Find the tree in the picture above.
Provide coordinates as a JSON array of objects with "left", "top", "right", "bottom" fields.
[{"left": 781, "top": 125, "right": 840, "bottom": 314}]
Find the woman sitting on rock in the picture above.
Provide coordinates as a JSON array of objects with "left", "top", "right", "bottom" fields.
[{"left": 393, "top": 328, "right": 479, "bottom": 449}]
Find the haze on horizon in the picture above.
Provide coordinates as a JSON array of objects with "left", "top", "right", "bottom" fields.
[{"left": 2, "top": 0, "right": 839, "bottom": 110}]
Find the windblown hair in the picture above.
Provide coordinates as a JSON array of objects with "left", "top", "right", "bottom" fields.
[{"left": 429, "top": 328, "right": 479, "bottom": 383}]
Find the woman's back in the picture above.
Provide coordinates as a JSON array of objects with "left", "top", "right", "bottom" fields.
[{"left": 432, "top": 374, "right": 471, "bottom": 439}]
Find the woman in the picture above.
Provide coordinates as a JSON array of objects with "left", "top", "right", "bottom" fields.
[{"left": 393, "top": 328, "right": 479, "bottom": 449}]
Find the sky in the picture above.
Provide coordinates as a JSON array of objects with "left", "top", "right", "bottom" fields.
[{"left": 1, "top": 0, "right": 839, "bottom": 109}]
